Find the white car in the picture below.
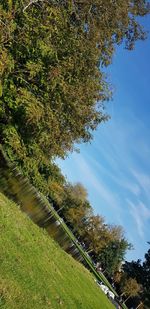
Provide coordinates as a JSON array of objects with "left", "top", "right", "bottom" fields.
[
  {"left": 107, "top": 290, "right": 115, "bottom": 300},
  {"left": 99, "top": 284, "right": 109, "bottom": 295}
]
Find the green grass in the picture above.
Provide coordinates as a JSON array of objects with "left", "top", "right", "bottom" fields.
[{"left": 0, "top": 193, "right": 114, "bottom": 309}]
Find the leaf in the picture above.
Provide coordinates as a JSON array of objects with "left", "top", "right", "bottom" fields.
[{"left": 0, "top": 81, "right": 3, "bottom": 97}]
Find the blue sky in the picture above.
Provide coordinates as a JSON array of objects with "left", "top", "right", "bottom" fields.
[{"left": 57, "top": 15, "right": 150, "bottom": 262}]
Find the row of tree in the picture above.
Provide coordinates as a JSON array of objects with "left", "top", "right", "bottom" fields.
[
  {"left": 49, "top": 181, "right": 131, "bottom": 273},
  {"left": 50, "top": 181, "right": 146, "bottom": 307}
]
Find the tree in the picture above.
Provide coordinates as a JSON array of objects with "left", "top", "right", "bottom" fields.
[
  {"left": 121, "top": 278, "right": 141, "bottom": 303},
  {"left": 123, "top": 245, "right": 150, "bottom": 308},
  {"left": 142, "top": 246, "right": 150, "bottom": 308},
  {"left": 0, "top": 1, "right": 149, "bottom": 190},
  {"left": 81, "top": 215, "right": 112, "bottom": 254},
  {"left": 123, "top": 259, "right": 144, "bottom": 285},
  {"left": 62, "top": 183, "right": 92, "bottom": 233},
  {"left": 96, "top": 225, "right": 131, "bottom": 275},
  {"left": 64, "top": 183, "right": 88, "bottom": 204},
  {"left": 108, "top": 225, "right": 124, "bottom": 241},
  {"left": 64, "top": 204, "right": 89, "bottom": 234},
  {"left": 113, "top": 271, "right": 122, "bottom": 283},
  {"left": 99, "top": 238, "right": 131, "bottom": 276},
  {"left": 0, "top": 1, "right": 108, "bottom": 174}
]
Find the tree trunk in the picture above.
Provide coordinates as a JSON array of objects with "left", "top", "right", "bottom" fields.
[
  {"left": 86, "top": 249, "right": 93, "bottom": 254},
  {"left": 123, "top": 295, "right": 131, "bottom": 304},
  {"left": 135, "top": 302, "right": 142, "bottom": 309}
]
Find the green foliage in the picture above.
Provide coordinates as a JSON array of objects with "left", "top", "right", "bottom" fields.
[
  {"left": 123, "top": 246, "right": 150, "bottom": 308},
  {"left": 58, "top": 182, "right": 92, "bottom": 234},
  {"left": 0, "top": 1, "right": 108, "bottom": 164},
  {"left": 123, "top": 259, "right": 144, "bottom": 285},
  {"left": 0, "top": 0, "right": 149, "bottom": 186},
  {"left": 99, "top": 238, "right": 131, "bottom": 276},
  {"left": 98, "top": 225, "right": 132, "bottom": 275},
  {"left": 65, "top": 183, "right": 88, "bottom": 203},
  {"left": 143, "top": 248, "right": 150, "bottom": 308},
  {"left": 121, "top": 278, "right": 141, "bottom": 300},
  {"left": 81, "top": 215, "right": 112, "bottom": 254}
]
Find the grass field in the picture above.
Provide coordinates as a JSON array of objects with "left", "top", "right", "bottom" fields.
[{"left": 0, "top": 193, "right": 114, "bottom": 309}]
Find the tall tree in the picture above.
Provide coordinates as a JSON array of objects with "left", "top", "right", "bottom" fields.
[
  {"left": 123, "top": 244, "right": 150, "bottom": 308},
  {"left": 81, "top": 215, "right": 112, "bottom": 254},
  {"left": 61, "top": 183, "right": 91, "bottom": 233},
  {"left": 142, "top": 247, "right": 150, "bottom": 308},
  {"left": 64, "top": 183, "right": 88, "bottom": 205},
  {"left": 123, "top": 259, "right": 144, "bottom": 285},
  {"left": 99, "top": 238, "right": 131, "bottom": 276},
  {"left": 121, "top": 278, "right": 141, "bottom": 304},
  {"left": 0, "top": 0, "right": 149, "bottom": 189}
]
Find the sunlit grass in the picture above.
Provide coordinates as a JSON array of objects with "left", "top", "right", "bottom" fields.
[{"left": 0, "top": 193, "right": 114, "bottom": 309}]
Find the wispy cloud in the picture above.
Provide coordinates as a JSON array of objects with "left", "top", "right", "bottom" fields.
[
  {"left": 73, "top": 154, "right": 120, "bottom": 212},
  {"left": 127, "top": 199, "right": 150, "bottom": 239},
  {"left": 86, "top": 154, "right": 141, "bottom": 197},
  {"left": 57, "top": 98, "right": 150, "bottom": 260},
  {"left": 131, "top": 169, "right": 150, "bottom": 199}
]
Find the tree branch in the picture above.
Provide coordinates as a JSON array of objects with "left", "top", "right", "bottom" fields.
[{"left": 23, "top": 0, "right": 43, "bottom": 12}]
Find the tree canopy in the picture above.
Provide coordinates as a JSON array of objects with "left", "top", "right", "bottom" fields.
[
  {"left": 0, "top": 0, "right": 150, "bottom": 185},
  {"left": 121, "top": 278, "right": 141, "bottom": 303},
  {"left": 123, "top": 245, "right": 150, "bottom": 308},
  {"left": 99, "top": 237, "right": 131, "bottom": 276}
]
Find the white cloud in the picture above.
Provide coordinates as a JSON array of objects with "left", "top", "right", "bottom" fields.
[
  {"left": 139, "top": 201, "right": 150, "bottom": 219},
  {"left": 86, "top": 154, "right": 141, "bottom": 197},
  {"left": 73, "top": 154, "right": 120, "bottom": 212},
  {"left": 127, "top": 199, "right": 150, "bottom": 239},
  {"left": 121, "top": 181, "right": 141, "bottom": 196},
  {"left": 57, "top": 107, "right": 150, "bottom": 257},
  {"left": 131, "top": 169, "right": 150, "bottom": 199}
]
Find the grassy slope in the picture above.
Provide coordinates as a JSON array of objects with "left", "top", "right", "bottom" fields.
[{"left": 0, "top": 193, "right": 114, "bottom": 309}]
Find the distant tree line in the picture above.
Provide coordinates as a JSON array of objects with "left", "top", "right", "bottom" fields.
[{"left": 50, "top": 181, "right": 131, "bottom": 271}]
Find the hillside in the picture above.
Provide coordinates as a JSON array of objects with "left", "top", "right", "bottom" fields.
[{"left": 0, "top": 193, "right": 114, "bottom": 309}]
